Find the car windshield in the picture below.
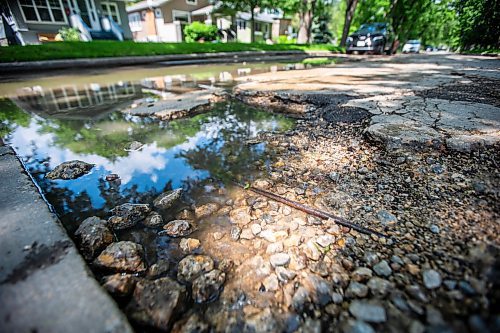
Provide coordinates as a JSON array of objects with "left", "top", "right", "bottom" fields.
[
  {"left": 356, "top": 24, "right": 386, "bottom": 34},
  {"left": 407, "top": 40, "right": 420, "bottom": 44}
]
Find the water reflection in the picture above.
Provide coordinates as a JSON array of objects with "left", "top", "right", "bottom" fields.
[{"left": 1, "top": 99, "right": 294, "bottom": 233}]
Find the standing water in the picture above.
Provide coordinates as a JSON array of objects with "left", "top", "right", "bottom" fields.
[{"left": 0, "top": 62, "right": 302, "bottom": 330}]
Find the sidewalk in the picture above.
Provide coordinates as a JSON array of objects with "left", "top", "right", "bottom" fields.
[{"left": 0, "top": 144, "right": 133, "bottom": 333}]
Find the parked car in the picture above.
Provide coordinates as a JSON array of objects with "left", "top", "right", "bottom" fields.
[
  {"left": 346, "top": 23, "right": 395, "bottom": 55},
  {"left": 402, "top": 40, "right": 421, "bottom": 53},
  {"left": 425, "top": 45, "right": 437, "bottom": 52}
]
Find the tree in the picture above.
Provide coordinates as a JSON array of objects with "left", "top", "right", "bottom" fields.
[
  {"left": 280, "top": 0, "right": 327, "bottom": 44},
  {"left": 340, "top": 0, "right": 359, "bottom": 46},
  {"left": 312, "top": 2, "right": 334, "bottom": 43},
  {"left": 456, "top": 0, "right": 500, "bottom": 49}
]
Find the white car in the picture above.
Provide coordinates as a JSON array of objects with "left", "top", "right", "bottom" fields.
[{"left": 402, "top": 40, "right": 421, "bottom": 53}]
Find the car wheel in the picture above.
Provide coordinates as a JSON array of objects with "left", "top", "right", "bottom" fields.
[{"left": 346, "top": 50, "right": 353, "bottom": 55}]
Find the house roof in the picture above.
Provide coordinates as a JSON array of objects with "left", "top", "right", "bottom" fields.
[
  {"left": 237, "top": 12, "right": 276, "bottom": 24},
  {"left": 126, "top": 0, "right": 170, "bottom": 13}
]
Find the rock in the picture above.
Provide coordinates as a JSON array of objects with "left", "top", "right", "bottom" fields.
[
  {"left": 195, "top": 203, "right": 219, "bottom": 218},
  {"left": 192, "top": 269, "right": 225, "bottom": 303},
  {"left": 212, "top": 231, "right": 224, "bottom": 240},
  {"left": 162, "top": 220, "right": 195, "bottom": 237},
  {"left": 266, "top": 242, "right": 284, "bottom": 254},
  {"left": 102, "top": 273, "right": 137, "bottom": 297},
  {"left": 94, "top": 241, "right": 146, "bottom": 273},
  {"left": 179, "top": 238, "right": 201, "bottom": 252},
  {"left": 329, "top": 172, "right": 340, "bottom": 182},
  {"left": 244, "top": 308, "right": 279, "bottom": 333},
  {"left": 343, "top": 320, "right": 375, "bottom": 333},
  {"left": 316, "top": 234, "right": 335, "bottom": 248},
  {"left": 251, "top": 223, "right": 262, "bottom": 235},
  {"left": 74, "top": 216, "right": 114, "bottom": 260},
  {"left": 153, "top": 189, "right": 183, "bottom": 210},
  {"left": 240, "top": 228, "right": 255, "bottom": 240},
  {"left": 146, "top": 260, "right": 170, "bottom": 278},
  {"left": 176, "top": 209, "right": 195, "bottom": 220},
  {"left": 126, "top": 141, "right": 144, "bottom": 151},
  {"left": 332, "top": 292, "right": 343, "bottom": 304},
  {"left": 373, "top": 260, "right": 392, "bottom": 277},
  {"left": 303, "top": 240, "right": 321, "bottom": 261},
  {"left": 46, "top": 160, "right": 94, "bottom": 180},
  {"left": 127, "top": 277, "right": 187, "bottom": 330},
  {"left": 429, "top": 224, "right": 440, "bottom": 234},
  {"left": 292, "top": 286, "right": 310, "bottom": 311},
  {"left": 142, "top": 212, "right": 164, "bottom": 228},
  {"left": 367, "top": 277, "right": 392, "bottom": 297},
  {"left": 376, "top": 210, "right": 398, "bottom": 226},
  {"left": 302, "top": 274, "right": 333, "bottom": 306},
  {"left": 263, "top": 274, "right": 280, "bottom": 291},
  {"left": 283, "top": 235, "right": 301, "bottom": 248},
  {"left": 172, "top": 313, "right": 209, "bottom": 333},
  {"left": 349, "top": 301, "right": 387, "bottom": 323},
  {"left": 108, "top": 203, "right": 151, "bottom": 230},
  {"left": 352, "top": 267, "right": 373, "bottom": 282},
  {"left": 270, "top": 253, "right": 290, "bottom": 267},
  {"left": 177, "top": 255, "right": 214, "bottom": 282},
  {"left": 364, "top": 252, "right": 380, "bottom": 266},
  {"left": 230, "top": 207, "right": 252, "bottom": 225},
  {"left": 346, "top": 281, "right": 369, "bottom": 298},
  {"left": 423, "top": 269, "right": 442, "bottom": 289},
  {"left": 275, "top": 266, "right": 296, "bottom": 282},
  {"left": 253, "top": 179, "right": 271, "bottom": 189},
  {"left": 230, "top": 226, "right": 242, "bottom": 240},
  {"left": 105, "top": 174, "right": 120, "bottom": 181},
  {"left": 260, "top": 230, "right": 277, "bottom": 242}
]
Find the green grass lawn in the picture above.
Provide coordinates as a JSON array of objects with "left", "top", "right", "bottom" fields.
[{"left": 0, "top": 41, "right": 344, "bottom": 63}]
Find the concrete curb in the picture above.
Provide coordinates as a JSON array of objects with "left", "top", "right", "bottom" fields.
[
  {"left": 0, "top": 50, "right": 341, "bottom": 73},
  {"left": 0, "top": 144, "right": 133, "bottom": 333}
]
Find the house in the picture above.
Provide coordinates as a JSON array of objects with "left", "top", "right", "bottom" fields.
[
  {"left": 0, "top": 0, "right": 132, "bottom": 45},
  {"left": 126, "top": 0, "right": 292, "bottom": 43}
]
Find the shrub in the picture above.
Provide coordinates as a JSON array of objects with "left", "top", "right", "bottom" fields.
[
  {"left": 275, "top": 35, "right": 297, "bottom": 44},
  {"left": 184, "top": 22, "right": 218, "bottom": 43},
  {"left": 57, "top": 27, "right": 81, "bottom": 41}
]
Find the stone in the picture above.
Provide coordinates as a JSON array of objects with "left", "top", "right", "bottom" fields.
[
  {"left": 177, "top": 255, "right": 214, "bottom": 282},
  {"left": 302, "top": 274, "right": 333, "bottom": 306},
  {"left": 429, "top": 224, "right": 440, "bottom": 234},
  {"left": 176, "top": 209, "right": 195, "bottom": 220},
  {"left": 316, "top": 234, "right": 335, "bottom": 248},
  {"left": 162, "top": 220, "right": 195, "bottom": 237},
  {"left": 292, "top": 286, "right": 310, "bottom": 311},
  {"left": 94, "top": 241, "right": 146, "bottom": 273},
  {"left": 195, "top": 203, "right": 219, "bottom": 218},
  {"left": 192, "top": 269, "right": 225, "bottom": 303},
  {"left": 343, "top": 320, "right": 375, "bottom": 333},
  {"left": 127, "top": 277, "right": 187, "bottom": 330},
  {"left": 349, "top": 301, "right": 387, "bottom": 323},
  {"left": 230, "top": 226, "right": 242, "bottom": 240},
  {"left": 332, "top": 292, "right": 343, "bottom": 304},
  {"left": 367, "top": 277, "right": 392, "bottom": 297},
  {"left": 352, "top": 267, "right": 373, "bottom": 282},
  {"left": 423, "top": 269, "right": 442, "bottom": 289},
  {"left": 172, "top": 313, "right": 209, "bottom": 333},
  {"left": 230, "top": 207, "right": 252, "bottom": 225},
  {"left": 108, "top": 203, "right": 151, "bottom": 230},
  {"left": 240, "top": 228, "right": 255, "bottom": 240},
  {"left": 46, "top": 160, "right": 94, "bottom": 180},
  {"left": 146, "top": 260, "right": 170, "bottom": 278},
  {"left": 74, "top": 216, "right": 114, "bottom": 260},
  {"left": 346, "top": 281, "right": 369, "bottom": 298},
  {"left": 251, "top": 223, "right": 262, "bottom": 235},
  {"left": 179, "top": 238, "right": 201, "bottom": 252},
  {"left": 153, "top": 188, "right": 182, "bottom": 210},
  {"left": 283, "top": 235, "right": 301, "bottom": 247},
  {"left": 212, "top": 231, "right": 224, "bottom": 240},
  {"left": 102, "top": 273, "right": 137, "bottom": 297},
  {"left": 142, "top": 212, "right": 164, "bottom": 228},
  {"left": 303, "top": 240, "right": 321, "bottom": 261},
  {"left": 275, "top": 266, "right": 296, "bottom": 282},
  {"left": 376, "top": 210, "right": 398, "bottom": 226},
  {"left": 364, "top": 252, "right": 380, "bottom": 266},
  {"left": 263, "top": 274, "right": 279, "bottom": 291},
  {"left": 373, "top": 260, "right": 392, "bottom": 277},
  {"left": 270, "top": 253, "right": 290, "bottom": 267},
  {"left": 266, "top": 242, "right": 284, "bottom": 254}
]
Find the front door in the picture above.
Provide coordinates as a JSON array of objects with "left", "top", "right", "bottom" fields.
[{"left": 71, "top": 0, "right": 100, "bottom": 30}]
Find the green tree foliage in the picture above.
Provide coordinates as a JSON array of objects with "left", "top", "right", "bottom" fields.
[
  {"left": 184, "top": 22, "right": 218, "bottom": 42},
  {"left": 312, "top": 2, "right": 334, "bottom": 43},
  {"left": 0, "top": 98, "right": 31, "bottom": 138},
  {"left": 217, "top": 0, "right": 269, "bottom": 43},
  {"left": 456, "top": 0, "right": 500, "bottom": 49}
]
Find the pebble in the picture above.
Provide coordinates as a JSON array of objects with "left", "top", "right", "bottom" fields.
[
  {"left": 423, "top": 269, "right": 442, "bottom": 289},
  {"left": 179, "top": 238, "right": 201, "bottom": 252},
  {"left": 177, "top": 255, "right": 214, "bottom": 283},
  {"left": 269, "top": 253, "right": 290, "bottom": 267},
  {"left": 373, "top": 260, "right": 392, "bottom": 277},
  {"left": 316, "top": 234, "right": 335, "bottom": 248},
  {"left": 352, "top": 267, "right": 373, "bottom": 282},
  {"left": 275, "top": 266, "right": 296, "bottom": 282},
  {"left": 343, "top": 320, "right": 375, "bottom": 333},
  {"left": 191, "top": 269, "right": 225, "bottom": 303},
  {"left": 429, "top": 224, "right": 440, "bottom": 234},
  {"left": 240, "top": 228, "right": 255, "bottom": 240},
  {"left": 346, "top": 281, "right": 369, "bottom": 298},
  {"left": 212, "top": 231, "right": 224, "bottom": 240},
  {"left": 376, "top": 210, "right": 398, "bottom": 226},
  {"left": 349, "top": 300, "right": 387, "bottom": 323},
  {"left": 195, "top": 203, "right": 219, "bottom": 218},
  {"left": 230, "top": 226, "right": 242, "bottom": 240},
  {"left": 303, "top": 240, "right": 321, "bottom": 261},
  {"left": 367, "top": 277, "right": 392, "bottom": 297},
  {"left": 266, "top": 242, "right": 284, "bottom": 254},
  {"left": 263, "top": 274, "right": 279, "bottom": 291},
  {"left": 153, "top": 189, "right": 182, "bottom": 209},
  {"left": 251, "top": 223, "right": 262, "bottom": 235},
  {"left": 162, "top": 220, "right": 194, "bottom": 237}
]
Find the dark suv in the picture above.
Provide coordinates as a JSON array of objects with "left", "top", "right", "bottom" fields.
[{"left": 346, "top": 23, "right": 395, "bottom": 55}]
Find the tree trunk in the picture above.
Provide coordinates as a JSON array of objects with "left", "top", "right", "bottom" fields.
[
  {"left": 340, "top": 0, "right": 359, "bottom": 47},
  {"left": 250, "top": 6, "right": 255, "bottom": 43},
  {"left": 297, "top": 0, "right": 317, "bottom": 44}
]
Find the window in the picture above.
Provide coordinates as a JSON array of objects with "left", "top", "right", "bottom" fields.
[
  {"left": 18, "top": 0, "right": 66, "bottom": 23},
  {"left": 101, "top": 2, "right": 121, "bottom": 24},
  {"left": 154, "top": 8, "right": 162, "bottom": 18},
  {"left": 237, "top": 20, "right": 246, "bottom": 30},
  {"left": 172, "top": 10, "right": 190, "bottom": 23},
  {"left": 128, "top": 12, "right": 141, "bottom": 31},
  {"left": 186, "top": 0, "right": 197, "bottom": 5}
]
